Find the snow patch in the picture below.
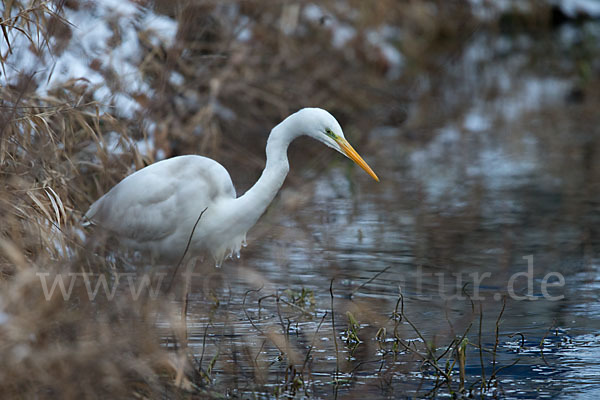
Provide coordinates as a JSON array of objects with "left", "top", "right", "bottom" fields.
[
  {"left": 0, "top": 311, "right": 9, "bottom": 325},
  {"left": 558, "top": 0, "right": 600, "bottom": 18},
  {"left": 2, "top": 1, "right": 177, "bottom": 119},
  {"left": 464, "top": 110, "right": 491, "bottom": 132}
]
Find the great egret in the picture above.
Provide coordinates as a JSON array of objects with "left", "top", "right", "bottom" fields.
[{"left": 84, "top": 108, "right": 378, "bottom": 266}]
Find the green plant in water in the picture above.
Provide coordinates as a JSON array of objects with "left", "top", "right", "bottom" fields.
[
  {"left": 344, "top": 311, "right": 361, "bottom": 356},
  {"left": 283, "top": 287, "right": 316, "bottom": 316}
]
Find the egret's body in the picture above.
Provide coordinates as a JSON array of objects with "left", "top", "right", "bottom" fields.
[{"left": 85, "top": 108, "right": 378, "bottom": 265}]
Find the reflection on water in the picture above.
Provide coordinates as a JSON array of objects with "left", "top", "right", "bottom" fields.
[{"left": 179, "top": 22, "right": 600, "bottom": 398}]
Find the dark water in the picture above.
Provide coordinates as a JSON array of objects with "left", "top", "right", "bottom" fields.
[{"left": 177, "top": 24, "right": 600, "bottom": 398}]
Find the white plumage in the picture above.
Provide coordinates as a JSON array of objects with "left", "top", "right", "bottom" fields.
[{"left": 84, "top": 108, "right": 378, "bottom": 266}]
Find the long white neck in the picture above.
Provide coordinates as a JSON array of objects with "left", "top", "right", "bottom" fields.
[{"left": 233, "top": 120, "right": 301, "bottom": 224}]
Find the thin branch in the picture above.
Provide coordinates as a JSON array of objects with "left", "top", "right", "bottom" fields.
[{"left": 167, "top": 207, "right": 208, "bottom": 292}]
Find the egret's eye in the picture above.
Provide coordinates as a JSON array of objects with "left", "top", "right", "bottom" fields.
[{"left": 325, "top": 128, "right": 336, "bottom": 138}]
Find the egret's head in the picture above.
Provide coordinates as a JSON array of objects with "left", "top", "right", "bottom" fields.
[{"left": 293, "top": 108, "right": 379, "bottom": 182}]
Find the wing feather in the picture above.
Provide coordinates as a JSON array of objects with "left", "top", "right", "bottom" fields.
[{"left": 85, "top": 155, "right": 236, "bottom": 244}]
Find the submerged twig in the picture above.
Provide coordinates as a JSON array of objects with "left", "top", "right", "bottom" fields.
[
  {"left": 329, "top": 279, "right": 340, "bottom": 389},
  {"left": 300, "top": 311, "right": 328, "bottom": 374},
  {"left": 478, "top": 303, "right": 486, "bottom": 392},
  {"left": 539, "top": 319, "right": 557, "bottom": 367},
  {"left": 350, "top": 266, "right": 391, "bottom": 298},
  {"left": 489, "top": 296, "right": 507, "bottom": 387}
]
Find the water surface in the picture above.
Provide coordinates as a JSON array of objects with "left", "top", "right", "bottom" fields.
[{"left": 179, "top": 23, "right": 600, "bottom": 398}]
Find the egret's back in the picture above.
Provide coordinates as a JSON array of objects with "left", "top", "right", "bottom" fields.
[{"left": 85, "top": 155, "right": 236, "bottom": 262}]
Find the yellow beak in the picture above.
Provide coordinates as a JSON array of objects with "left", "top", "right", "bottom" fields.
[{"left": 336, "top": 137, "right": 379, "bottom": 182}]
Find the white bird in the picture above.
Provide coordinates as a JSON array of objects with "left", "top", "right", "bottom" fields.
[{"left": 84, "top": 108, "right": 379, "bottom": 266}]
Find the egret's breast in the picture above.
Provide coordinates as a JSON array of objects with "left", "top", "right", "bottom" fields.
[{"left": 194, "top": 197, "right": 256, "bottom": 267}]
